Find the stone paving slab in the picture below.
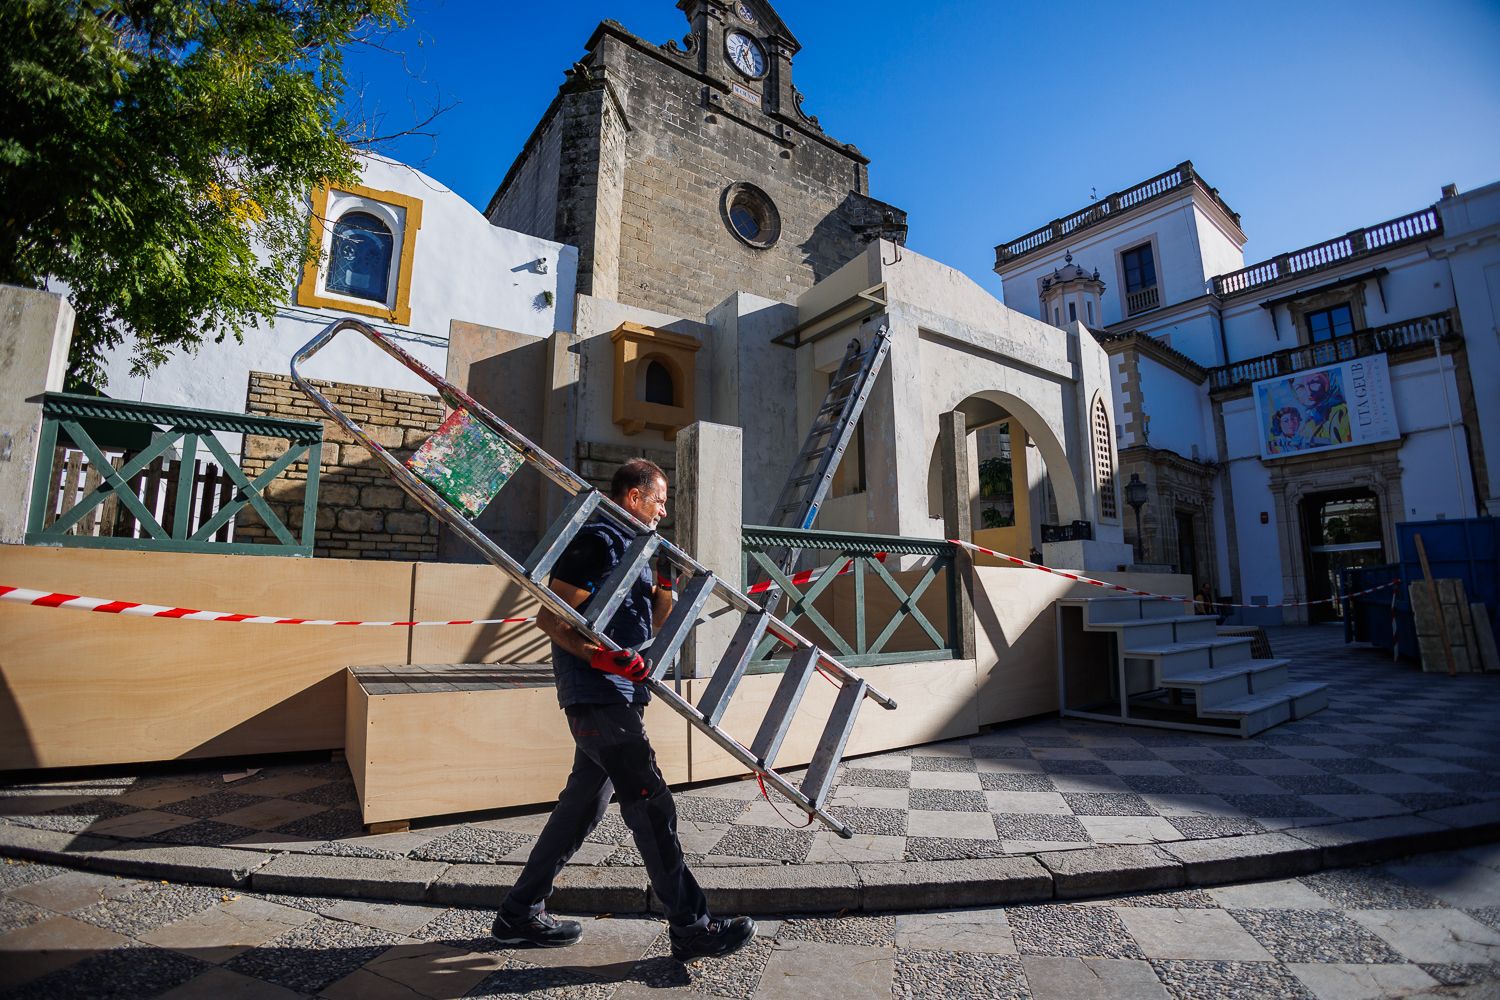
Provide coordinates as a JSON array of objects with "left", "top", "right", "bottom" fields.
[
  {"left": 3, "top": 849, "right": 1492, "bottom": 998},
  {"left": 3, "top": 627, "right": 1499, "bottom": 917}
]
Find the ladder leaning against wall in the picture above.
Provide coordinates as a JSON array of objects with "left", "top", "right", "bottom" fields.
[
  {"left": 756, "top": 325, "right": 891, "bottom": 599},
  {"left": 289, "top": 317, "right": 897, "bottom": 838}
]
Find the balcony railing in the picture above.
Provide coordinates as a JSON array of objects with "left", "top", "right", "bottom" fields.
[
  {"left": 1125, "top": 285, "right": 1161, "bottom": 316},
  {"left": 26, "top": 393, "right": 323, "bottom": 556},
  {"left": 742, "top": 525, "right": 959, "bottom": 670},
  {"left": 1206, "top": 311, "right": 1458, "bottom": 392},
  {"left": 996, "top": 161, "right": 1242, "bottom": 269},
  {"left": 1213, "top": 208, "right": 1442, "bottom": 298}
]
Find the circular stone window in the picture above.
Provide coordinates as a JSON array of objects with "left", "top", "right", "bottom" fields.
[{"left": 722, "top": 182, "right": 780, "bottom": 249}]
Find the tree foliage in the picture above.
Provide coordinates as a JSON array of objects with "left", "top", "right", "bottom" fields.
[{"left": 0, "top": 0, "right": 408, "bottom": 388}]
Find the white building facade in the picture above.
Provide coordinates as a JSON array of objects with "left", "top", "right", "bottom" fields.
[
  {"left": 996, "top": 162, "right": 1500, "bottom": 623},
  {"left": 97, "top": 154, "right": 579, "bottom": 415}
]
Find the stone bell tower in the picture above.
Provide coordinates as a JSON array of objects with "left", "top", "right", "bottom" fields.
[{"left": 486, "top": 0, "right": 906, "bottom": 319}]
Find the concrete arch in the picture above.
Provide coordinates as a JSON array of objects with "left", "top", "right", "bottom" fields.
[{"left": 925, "top": 389, "right": 1083, "bottom": 528}]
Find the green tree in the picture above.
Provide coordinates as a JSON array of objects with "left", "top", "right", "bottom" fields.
[{"left": 0, "top": 0, "right": 409, "bottom": 388}]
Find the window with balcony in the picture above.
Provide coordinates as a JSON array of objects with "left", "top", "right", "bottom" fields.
[
  {"left": 1305, "top": 304, "right": 1355, "bottom": 342},
  {"left": 1121, "top": 243, "right": 1159, "bottom": 316}
]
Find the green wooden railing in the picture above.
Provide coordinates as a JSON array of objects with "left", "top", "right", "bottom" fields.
[
  {"left": 742, "top": 525, "right": 959, "bottom": 671},
  {"left": 26, "top": 393, "right": 323, "bottom": 557}
]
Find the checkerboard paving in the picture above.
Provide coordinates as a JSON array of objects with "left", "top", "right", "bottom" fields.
[
  {"left": 2, "top": 847, "right": 1496, "bottom": 998},
  {"left": 2, "top": 626, "right": 1498, "bottom": 874}
]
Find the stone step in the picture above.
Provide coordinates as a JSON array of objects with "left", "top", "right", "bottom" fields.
[
  {"left": 1123, "top": 637, "right": 1257, "bottom": 675},
  {"left": 1076, "top": 596, "right": 1191, "bottom": 623},
  {"left": 1195, "top": 691, "right": 1295, "bottom": 736},
  {"left": 1157, "top": 665, "right": 1255, "bottom": 710},
  {"left": 1246, "top": 659, "right": 1293, "bottom": 694},
  {"left": 1278, "top": 680, "right": 1331, "bottom": 719}
]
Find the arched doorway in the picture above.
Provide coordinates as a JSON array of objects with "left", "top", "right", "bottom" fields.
[{"left": 926, "top": 391, "right": 1082, "bottom": 556}]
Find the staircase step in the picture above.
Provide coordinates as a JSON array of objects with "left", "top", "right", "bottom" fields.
[
  {"left": 1083, "top": 596, "right": 1192, "bottom": 623},
  {"left": 1245, "top": 659, "right": 1292, "bottom": 693},
  {"left": 1124, "top": 642, "right": 1216, "bottom": 674},
  {"left": 1278, "top": 680, "right": 1331, "bottom": 719},
  {"left": 1123, "top": 637, "right": 1257, "bottom": 675},
  {"left": 1158, "top": 666, "right": 1253, "bottom": 709},
  {"left": 1196, "top": 691, "right": 1294, "bottom": 735}
]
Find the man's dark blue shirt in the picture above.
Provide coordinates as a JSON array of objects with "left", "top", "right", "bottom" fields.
[{"left": 548, "top": 518, "right": 654, "bottom": 709}]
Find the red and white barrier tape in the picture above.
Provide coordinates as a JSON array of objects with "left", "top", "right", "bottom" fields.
[
  {"left": 0, "top": 552, "right": 889, "bottom": 628},
  {"left": 743, "top": 551, "right": 887, "bottom": 596},
  {"left": 0, "top": 586, "right": 535, "bottom": 626},
  {"left": 949, "top": 540, "right": 1399, "bottom": 609}
]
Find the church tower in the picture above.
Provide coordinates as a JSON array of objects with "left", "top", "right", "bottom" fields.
[{"left": 486, "top": 0, "right": 905, "bottom": 319}]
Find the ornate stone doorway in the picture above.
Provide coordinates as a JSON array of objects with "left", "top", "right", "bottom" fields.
[
  {"left": 1268, "top": 443, "right": 1402, "bottom": 624},
  {"left": 1301, "top": 489, "right": 1385, "bottom": 623}
]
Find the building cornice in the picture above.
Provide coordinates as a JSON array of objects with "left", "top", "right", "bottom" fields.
[{"left": 1095, "top": 328, "right": 1208, "bottom": 384}]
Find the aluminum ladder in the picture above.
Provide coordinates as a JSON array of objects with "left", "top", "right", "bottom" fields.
[
  {"left": 290, "top": 317, "right": 897, "bottom": 838},
  {"left": 756, "top": 325, "right": 890, "bottom": 601}
]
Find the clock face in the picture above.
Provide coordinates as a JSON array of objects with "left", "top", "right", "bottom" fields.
[
  {"left": 725, "top": 30, "right": 767, "bottom": 78},
  {"left": 734, "top": 1, "right": 757, "bottom": 24}
]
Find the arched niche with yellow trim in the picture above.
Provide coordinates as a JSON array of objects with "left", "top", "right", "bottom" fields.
[
  {"left": 610, "top": 321, "right": 700, "bottom": 439},
  {"left": 297, "top": 182, "right": 423, "bottom": 326}
]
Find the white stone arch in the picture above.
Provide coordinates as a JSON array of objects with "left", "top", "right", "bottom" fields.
[{"left": 924, "top": 388, "right": 1084, "bottom": 528}]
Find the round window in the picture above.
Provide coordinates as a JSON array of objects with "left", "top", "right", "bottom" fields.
[{"left": 722, "top": 182, "right": 780, "bottom": 249}]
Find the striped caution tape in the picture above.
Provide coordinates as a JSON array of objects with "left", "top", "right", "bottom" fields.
[
  {"left": 742, "top": 552, "right": 887, "bottom": 596},
  {"left": 949, "top": 540, "right": 1399, "bottom": 609},
  {"left": 0, "top": 551, "right": 888, "bottom": 628},
  {"left": 0, "top": 586, "right": 535, "bottom": 626}
]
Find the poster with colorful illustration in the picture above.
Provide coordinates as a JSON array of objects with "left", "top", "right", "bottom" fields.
[{"left": 1253, "top": 354, "right": 1399, "bottom": 460}]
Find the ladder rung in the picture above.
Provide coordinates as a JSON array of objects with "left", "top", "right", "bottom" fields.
[
  {"left": 801, "top": 678, "right": 866, "bottom": 809},
  {"left": 696, "top": 611, "right": 770, "bottom": 726},
  {"left": 643, "top": 572, "right": 716, "bottom": 680},
  {"left": 750, "top": 647, "right": 818, "bottom": 768},
  {"left": 523, "top": 490, "right": 602, "bottom": 582},
  {"left": 584, "top": 533, "right": 661, "bottom": 630}
]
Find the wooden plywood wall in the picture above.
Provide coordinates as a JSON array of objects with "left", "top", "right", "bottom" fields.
[{"left": 0, "top": 545, "right": 541, "bottom": 770}]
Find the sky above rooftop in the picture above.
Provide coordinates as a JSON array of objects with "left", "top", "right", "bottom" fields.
[{"left": 344, "top": 0, "right": 1500, "bottom": 300}]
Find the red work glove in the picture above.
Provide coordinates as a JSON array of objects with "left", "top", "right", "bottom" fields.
[{"left": 591, "top": 647, "right": 649, "bottom": 683}]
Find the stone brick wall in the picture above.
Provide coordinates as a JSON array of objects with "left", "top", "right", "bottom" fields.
[
  {"left": 487, "top": 22, "right": 903, "bottom": 321},
  {"left": 239, "top": 372, "right": 442, "bottom": 561},
  {"left": 576, "top": 439, "right": 676, "bottom": 545}
]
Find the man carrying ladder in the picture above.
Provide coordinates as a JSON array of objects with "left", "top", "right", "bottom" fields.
[{"left": 491, "top": 458, "right": 757, "bottom": 962}]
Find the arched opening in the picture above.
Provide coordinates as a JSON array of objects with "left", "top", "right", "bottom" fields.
[
  {"left": 643, "top": 359, "right": 675, "bottom": 405},
  {"left": 1092, "top": 394, "right": 1117, "bottom": 521},
  {"left": 926, "top": 391, "right": 1082, "bottom": 559},
  {"left": 325, "top": 211, "right": 394, "bottom": 303}
]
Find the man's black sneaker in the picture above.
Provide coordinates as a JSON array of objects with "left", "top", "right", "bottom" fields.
[
  {"left": 492, "top": 910, "right": 583, "bottom": 948},
  {"left": 670, "top": 916, "right": 757, "bottom": 961}
]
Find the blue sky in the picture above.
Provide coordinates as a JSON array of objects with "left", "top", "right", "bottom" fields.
[{"left": 344, "top": 0, "right": 1500, "bottom": 297}]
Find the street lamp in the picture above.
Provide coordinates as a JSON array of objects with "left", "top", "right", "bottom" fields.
[{"left": 1124, "top": 473, "right": 1149, "bottom": 564}]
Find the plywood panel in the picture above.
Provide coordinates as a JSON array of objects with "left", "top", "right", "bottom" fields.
[
  {"left": 346, "top": 671, "right": 370, "bottom": 810},
  {"left": 0, "top": 546, "right": 410, "bottom": 769},
  {"left": 408, "top": 561, "right": 548, "bottom": 666},
  {"left": 353, "top": 679, "right": 691, "bottom": 824},
  {"left": 685, "top": 659, "right": 978, "bottom": 784}
]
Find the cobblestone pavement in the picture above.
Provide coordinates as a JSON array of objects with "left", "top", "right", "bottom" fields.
[
  {"left": 2, "top": 627, "right": 1498, "bottom": 875},
  {"left": 1, "top": 844, "right": 1496, "bottom": 998}
]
